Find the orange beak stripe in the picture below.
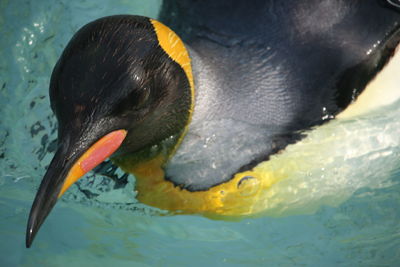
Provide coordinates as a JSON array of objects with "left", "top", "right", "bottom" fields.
[{"left": 58, "top": 129, "right": 128, "bottom": 197}]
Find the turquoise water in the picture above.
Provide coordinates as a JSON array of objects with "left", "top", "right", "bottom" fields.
[{"left": 1, "top": 0, "right": 400, "bottom": 266}]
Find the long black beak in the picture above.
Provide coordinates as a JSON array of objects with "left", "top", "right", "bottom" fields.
[
  {"left": 26, "top": 129, "right": 127, "bottom": 248},
  {"left": 26, "top": 146, "right": 76, "bottom": 248}
]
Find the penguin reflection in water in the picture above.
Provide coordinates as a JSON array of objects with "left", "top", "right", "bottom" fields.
[{"left": 26, "top": 0, "right": 400, "bottom": 247}]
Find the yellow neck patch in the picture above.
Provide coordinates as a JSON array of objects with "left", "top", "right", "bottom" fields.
[
  {"left": 150, "top": 19, "right": 194, "bottom": 94},
  {"left": 150, "top": 19, "right": 195, "bottom": 158},
  {"left": 117, "top": 152, "right": 285, "bottom": 218}
]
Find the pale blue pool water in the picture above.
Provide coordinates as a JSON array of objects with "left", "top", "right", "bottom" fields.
[{"left": 1, "top": 1, "right": 400, "bottom": 266}]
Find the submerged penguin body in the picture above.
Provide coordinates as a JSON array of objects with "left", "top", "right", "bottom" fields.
[{"left": 26, "top": 0, "right": 400, "bottom": 247}]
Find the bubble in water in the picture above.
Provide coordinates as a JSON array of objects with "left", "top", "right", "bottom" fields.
[{"left": 237, "top": 176, "right": 260, "bottom": 197}]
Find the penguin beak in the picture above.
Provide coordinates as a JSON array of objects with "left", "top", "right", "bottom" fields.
[{"left": 26, "top": 129, "right": 127, "bottom": 248}]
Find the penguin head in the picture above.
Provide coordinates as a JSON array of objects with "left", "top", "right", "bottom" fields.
[
  {"left": 51, "top": 15, "right": 191, "bottom": 155},
  {"left": 26, "top": 15, "right": 193, "bottom": 247}
]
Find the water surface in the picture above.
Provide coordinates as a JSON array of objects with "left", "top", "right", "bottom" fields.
[{"left": 1, "top": 1, "right": 400, "bottom": 266}]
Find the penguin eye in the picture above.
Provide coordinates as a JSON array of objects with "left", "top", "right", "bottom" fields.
[
  {"left": 113, "top": 85, "right": 151, "bottom": 116},
  {"left": 132, "top": 86, "right": 150, "bottom": 110}
]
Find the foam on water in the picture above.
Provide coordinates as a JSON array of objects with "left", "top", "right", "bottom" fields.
[{"left": 1, "top": 1, "right": 400, "bottom": 266}]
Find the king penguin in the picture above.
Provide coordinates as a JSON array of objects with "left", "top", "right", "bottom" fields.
[{"left": 26, "top": 0, "right": 400, "bottom": 247}]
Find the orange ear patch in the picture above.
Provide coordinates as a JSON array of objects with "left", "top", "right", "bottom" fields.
[{"left": 150, "top": 19, "right": 194, "bottom": 94}]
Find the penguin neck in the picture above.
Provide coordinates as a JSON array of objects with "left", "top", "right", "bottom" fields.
[
  {"left": 112, "top": 48, "right": 197, "bottom": 176},
  {"left": 112, "top": 129, "right": 183, "bottom": 172}
]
